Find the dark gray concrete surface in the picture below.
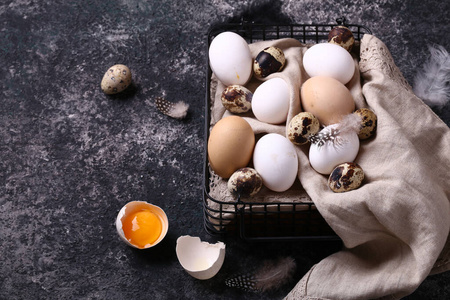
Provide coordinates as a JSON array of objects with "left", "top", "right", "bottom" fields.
[{"left": 1, "top": 0, "right": 449, "bottom": 299}]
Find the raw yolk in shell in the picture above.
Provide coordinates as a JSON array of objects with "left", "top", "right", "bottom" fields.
[{"left": 122, "top": 210, "right": 162, "bottom": 248}]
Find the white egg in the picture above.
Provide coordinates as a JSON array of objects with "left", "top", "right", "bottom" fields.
[
  {"left": 209, "top": 32, "right": 253, "bottom": 86},
  {"left": 303, "top": 43, "right": 355, "bottom": 85},
  {"left": 252, "top": 77, "right": 290, "bottom": 124},
  {"left": 176, "top": 236, "right": 226, "bottom": 280},
  {"left": 309, "top": 125, "right": 360, "bottom": 175},
  {"left": 253, "top": 133, "right": 298, "bottom": 192}
]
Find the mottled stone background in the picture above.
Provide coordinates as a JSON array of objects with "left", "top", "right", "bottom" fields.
[{"left": 1, "top": 0, "right": 449, "bottom": 299}]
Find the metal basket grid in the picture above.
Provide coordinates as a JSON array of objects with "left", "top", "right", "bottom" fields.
[{"left": 203, "top": 18, "right": 371, "bottom": 241}]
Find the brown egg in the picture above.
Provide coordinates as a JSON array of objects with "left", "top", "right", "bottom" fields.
[
  {"left": 208, "top": 116, "right": 255, "bottom": 178},
  {"left": 328, "top": 162, "right": 364, "bottom": 193},
  {"left": 221, "top": 85, "right": 253, "bottom": 113},
  {"left": 301, "top": 76, "right": 355, "bottom": 126},
  {"left": 328, "top": 26, "right": 355, "bottom": 52},
  {"left": 354, "top": 108, "right": 377, "bottom": 139},
  {"left": 253, "top": 46, "right": 286, "bottom": 78},
  {"left": 287, "top": 112, "right": 320, "bottom": 145},
  {"left": 227, "top": 167, "right": 263, "bottom": 197}
]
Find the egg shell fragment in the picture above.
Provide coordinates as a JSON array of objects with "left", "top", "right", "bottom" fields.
[
  {"left": 309, "top": 125, "right": 360, "bottom": 175},
  {"left": 101, "top": 64, "right": 132, "bottom": 94},
  {"left": 253, "top": 133, "right": 298, "bottom": 192},
  {"left": 303, "top": 43, "right": 355, "bottom": 84},
  {"left": 328, "top": 162, "right": 364, "bottom": 192},
  {"left": 209, "top": 31, "right": 253, "bottom": 86},
  {"left": 208, "top": 116, "right": 255, "bottom": 179},
  {"left": 228, "top": 167, "right": 263, "bottom": 197},
  {"left": 253, "top": 46, "right": 286, "bottom": 78},
  {"left": 221, "top": 85, "right": 253, "bottom": 113},
  {"left": 115, "top": 201, "right": 169, "bottom": 249},
  {"left": 252, "top": 77, "right": 290, "bottom": 124},
  {"left": 176, "top": 236, "right": 226, "bottom": 280},
  {"left": 301, "top": 76, "right": 355, "bottom": 126}
]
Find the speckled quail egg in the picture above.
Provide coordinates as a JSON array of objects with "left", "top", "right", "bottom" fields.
[
  {"left": 328, "top": 26, "right": 355, "bottom": 52},
  {"left": 328, "top": 162, "right": 364, "bottom": 193},
  {"left": 227, "top": 167, "right": 263, "bottom": 197},
  {"left": 253, "top": 46, "right": 286, "bottom": 78},
  {"left": 101, "top": 64, "right": 132, "bottom": 94},
  {"left": 287, "top": 112, "right": 320, "bottom": 145},
  {"left": 221, "top": 85, "right": 253, "bottom": 113},
  {"left": 354, "top": 108, "right": 377, "bottom": 139}
]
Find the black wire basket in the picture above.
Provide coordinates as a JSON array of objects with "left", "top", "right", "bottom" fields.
[{"left": 203, "top": 18, "right": 371, "bottom": 242}]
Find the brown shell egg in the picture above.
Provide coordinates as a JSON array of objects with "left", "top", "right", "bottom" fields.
[
  {"left": 221, "top": 85, "right": 253, "bottom": 113},
  {"left": 208, "top": 116, "right": 255, "bottom": 179},
  {"left": 227, "top": 167, "right": 263, "bottom": 197},
  {"left": 253, "top": 46, "right": 286, "bottom": 78},
  {"left": 287, "top": 112, "right": 320, "bottom": 145},
  {"left": 328, "top": 26, "right": 355, "bottom": 52},
  {"left": 101, "top": 64, "right": 132, "bottom": 94},
  {"left": 328, "top": 162, "right": 364, "bottom": 193},
  {"left": 354, "top": 108, "right": 377, "bottom": 139}
]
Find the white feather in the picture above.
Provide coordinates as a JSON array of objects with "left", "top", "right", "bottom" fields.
[
  {"left": 413, "top": 45, "right": 450, "bottom": 108},
  {"left": 168, "top": 101, "right": 189, "bottom": 119}
]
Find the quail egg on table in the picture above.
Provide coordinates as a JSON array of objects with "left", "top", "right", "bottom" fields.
[
  {"left": 221, "top": 85, "right": 253, "bottom": 114},
  {"left": 253, "top": 46, "right": 286, "bottom": 78},
  {"left": 176, "top": 235, "right": 226, "bottom": 280},
  {"left": 101, "top": 64, "right": 132, "bottom": 94},
  {"left": 115, "top": 201, "right": 169, "bottom": 249},
  {"left": 328, "top": 162, "right": 364, "bottom": 192},
  {"left": 228, "top": 167, "right": 263, "bottom": 197}
]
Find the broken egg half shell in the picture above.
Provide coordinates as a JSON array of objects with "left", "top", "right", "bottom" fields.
[
  {"left": 116, "top": 201, "right": 169, "bottom": 249},
  {"left": 101, "top": 64, "right": 132, "bottom": 95},
  {"left": 176, "top": 236, "right": 226, "bottom": 280},
  {"left": 328, "top": 162, "right": 364, "bottom": 193}
]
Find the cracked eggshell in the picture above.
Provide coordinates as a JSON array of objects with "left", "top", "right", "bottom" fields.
[
  {"left": 176, "top": 236, "right": 226, "bottom": 280},
  {"left": 115, "top": 201, "right": 169, "bottom": 249},
  {"left": 101, "top": 64, "right": 132, "bottom": 94}
]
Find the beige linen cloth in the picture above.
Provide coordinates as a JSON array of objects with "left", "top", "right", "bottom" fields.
[{"left": 209, "top": 34, "right": 450, "bottom": 299}]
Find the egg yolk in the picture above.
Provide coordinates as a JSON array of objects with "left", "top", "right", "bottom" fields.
[{"left": 122, "top": 210, "right": 162, "bottom": 248}]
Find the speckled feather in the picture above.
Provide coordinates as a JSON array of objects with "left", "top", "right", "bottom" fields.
[
  {"left": 225, "top": 257, "right": 296, "bottom": 292},
  {"left": 155, "top": 97, "right": 189, "bottom": 119}
]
